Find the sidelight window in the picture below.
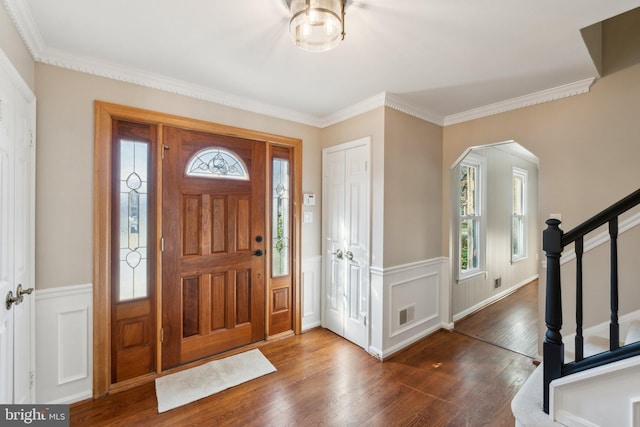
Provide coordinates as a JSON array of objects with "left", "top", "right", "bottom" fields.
[
  {"left": 118, "top": 140, "right": 149, "bottom": 301},
  {"left": 272, "top": 157, "right": 290, "bottom": 277}
]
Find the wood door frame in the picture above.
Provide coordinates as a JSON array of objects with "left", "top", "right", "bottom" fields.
[{"left": 93, "top": 101, "right": 302, "bottom": 397}]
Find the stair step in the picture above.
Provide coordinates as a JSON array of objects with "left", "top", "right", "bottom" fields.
[{"left": 625, "top": 320, "right": 640, "bottom": 345}]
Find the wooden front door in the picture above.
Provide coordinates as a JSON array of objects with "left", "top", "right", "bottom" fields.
[{"left": 161, "top": 126, "right": 266, "bottom": 369}]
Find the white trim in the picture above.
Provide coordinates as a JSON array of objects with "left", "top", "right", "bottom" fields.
[
  {"left": 57, "top": 307, "right": 89, "bottom": 385},
  {"left": 378, "top": 323, "right": 442, "bottom": 360},
  {"left": 383, "top": 93, "right": 445, "bottom": 126},
  {"left": 456, "top": 153, "right": 487, "bottom": 281},
  {"left": 388, "top": 271, "right": 440, "bottom": 338},
  {"left": 321, "top": 93, "right": 387, "bottom": 128},
  {"left": 1, "top": 0, "right": 45, "bottom": 61},
  {"left": 35, "top": 283, "right": 92, "bottom": 300},
  {"left": 302, "top": 255, "right": 322, "bottom": 331},
  {"left": 0, "top": 46, "right": 35, "bottom": 102},
  {"left": 554, "top": 412, "right": 599, "bottom": 427},
  {"left": 374, "top": 257, "right": 448, "bottom": 358},
  {"left": 453, "top": 274, "right": 538, "bottom": 321},
  {"left": 46, "top": 390, "right": 93, "bottom": 406},
  {"left": 444, "top": 78, "right": 596, "bottom": 126},
  {"left": 511, "top": 166, "right": 528, "bottom": 263},
  {"left": 559, "top": 210, "right": 640, "bottom": 266},
  {"left": 550, "top": 354, "right": 640, "bottom": 426},
  {"left": 370, "top": 257, "right": 448, "bottom": 276},
  {"left": 36, "top": 283, "right": 93, "bottom": 404}
]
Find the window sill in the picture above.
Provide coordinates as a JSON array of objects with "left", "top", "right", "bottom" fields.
[
  {"left": 456, "top": 270, "right": 487, "bottom": 284},
  {"left": 510, "top": 256, "right": 528, "bottom": 265}
]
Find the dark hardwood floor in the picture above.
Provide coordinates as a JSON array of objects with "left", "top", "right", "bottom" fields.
[
  {"left": 454, "top": 280, "right": 539, "bottom": 358},
  {"left": 72, "top": 325, "right": 537, "bottom": 426}
]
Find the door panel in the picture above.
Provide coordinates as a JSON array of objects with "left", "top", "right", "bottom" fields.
[
  {"left": 0, "top": 65, "right": 35, "bottom": 403},
  {"left": 343, "top": 144, "right": 369, "bottom": 346},
  {"left": 0, "top": 106, "right": 15, "bottom": 403},
  {"left": 162, "top": 127, "right": 265, "bottom": 369},
  {"left": 324, "top": 150, "right": 346, "bottom": 336},
  {"left": 322, "top": 139, "right": 370, "bottom": 349}
]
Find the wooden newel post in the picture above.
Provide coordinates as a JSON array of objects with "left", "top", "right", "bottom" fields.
[{"left": 543, "top": 218, "right": 564, "bottom": 414}]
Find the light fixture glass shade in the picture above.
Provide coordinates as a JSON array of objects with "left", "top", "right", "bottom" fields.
[{"left": 289, "top": 0, "right": 344, "bottom": 52}]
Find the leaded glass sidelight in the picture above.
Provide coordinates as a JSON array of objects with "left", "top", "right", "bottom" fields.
[
  {"left": 185, "top": 147, "right": 249, "bottom": 180},
  {"left": 272, "top": 158, "right": 290, "bottom": 277},
  {"left": 119, "top": 140, "right": 149, "bottom": 301}
]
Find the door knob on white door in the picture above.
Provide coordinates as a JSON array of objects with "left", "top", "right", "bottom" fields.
[
  {"left": 332, "top": 249, "right": 343, "bottom": 259},
  {"left": 345, "top": 251, "right": 353, "bottom": 260},
  {"left": 5, "top": 284, "right": 33, "bottom": 309}
]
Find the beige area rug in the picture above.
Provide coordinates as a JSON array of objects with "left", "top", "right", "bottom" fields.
[{"left": 155, "top": 349, "right": 277, "bottom": 413}]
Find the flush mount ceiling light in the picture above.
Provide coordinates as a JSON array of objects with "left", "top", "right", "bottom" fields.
[{"left": 285, "top": 0, "right": 347, "bottom": 52}]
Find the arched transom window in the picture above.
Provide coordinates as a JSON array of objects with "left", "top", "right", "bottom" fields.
[{"left": 185, "top": 147, "right": 249, "bottom": 180}]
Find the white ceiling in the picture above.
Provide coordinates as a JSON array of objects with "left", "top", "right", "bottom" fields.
[{"left": 4, "top": 0, "right": 640, "bottom": 127}]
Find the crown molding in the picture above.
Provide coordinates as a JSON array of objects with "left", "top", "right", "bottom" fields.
[
  {"left": 319, "top": 92, "right": 386, "bottom": 127},
  {"left": 3, "top": 0, "right": 598, "bottom": 130},
  {"left": 2, "top": 0, "right": 45, "bottom": 60},
  {"left": 443, "top": 77, "right": 597, "bottom": 126},
  {"left": 39, "top": 47, "right": 325, "bottom": 127},
  {"left": 383, "top": 93, "right": 445, "bottom": 126},
  {"left": 320, "top": 92, "right": 445, "bottom": 128}
]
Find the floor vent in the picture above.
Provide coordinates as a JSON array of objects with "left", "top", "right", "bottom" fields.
[{"left": 399, "top": 305, "right": 415, "bottom": 326}]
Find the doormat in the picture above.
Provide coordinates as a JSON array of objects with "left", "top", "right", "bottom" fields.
[{"left": 155, "top": 349, "right": 277, "bottom": 413}]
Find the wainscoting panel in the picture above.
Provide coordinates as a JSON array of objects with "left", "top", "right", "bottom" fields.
[
  {"left": 301, "top": 256, "right": 322, "bottom": 330},
  {"left": 57, "top": 308, "right": 89, "bottom": 385},
  {"left": 36, "top": 284, "right": 93, "bottom": 404},
  {"left": 371, "top": 257, "right": 449, "bottom": 359}
]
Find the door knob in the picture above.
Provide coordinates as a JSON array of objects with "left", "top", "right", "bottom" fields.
[
  {"left": 332, "top": 249, "right": 343, "bottom": 259},
  {"left": 17, "top": 284, "right": 33, "bottom": 297},
  {"left": 6, "top": 284, "right": 34, "bottom": 309},
  {"left": 254, "top": 249, "right": 264, "bottom": 257},
  {"left": 6, "top": 291, "right": 19, "bottom": 310},
  {"left": 345, "top": 251, "right": 353, "bottom": 260}
]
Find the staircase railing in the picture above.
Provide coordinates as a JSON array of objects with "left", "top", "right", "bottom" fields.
[{"left": 543, "top": 188, "right": 640, "bottom": 413}]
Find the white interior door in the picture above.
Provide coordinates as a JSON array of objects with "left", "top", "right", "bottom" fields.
[
  {"left": 0, "top": 49, "right": 36, "bottom": 404},
  {"left": 0, "top": 70, "right": 16, "bottom": 404},
  {"left": 322, "top": 138, "right": 370, "bottom": 349}
]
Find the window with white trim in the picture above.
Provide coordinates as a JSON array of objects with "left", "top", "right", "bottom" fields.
[
  {"left": 458, "top": 155, "right": 484, "bottom": 279},
  {"left": 512, "top": 167, "right": 527, "bottom": 262}
]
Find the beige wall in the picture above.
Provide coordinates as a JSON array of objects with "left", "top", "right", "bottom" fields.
[
  {"left": 443, "top": 62, "right": 640, "bottom": 347},
  {"left": 603, "top": 7, "right": 640, "bottom": 76},
  {"left": 384, "top": 108, "right": 442, "bottom": 267},
  {"left": 320, "top": 107, "right": 443, "bottom": 269},
  {"left": 0, "top": 5, "right": 34, "bottom": 90},
  {"left": 34, "top": 63, "right": 323, "bottom": 289}
]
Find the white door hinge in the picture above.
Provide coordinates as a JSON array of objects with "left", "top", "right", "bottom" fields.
[{"left": 29, "top": 371, "right": 34, "bottom": 390}]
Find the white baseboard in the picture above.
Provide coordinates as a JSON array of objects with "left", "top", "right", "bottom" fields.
[
  {"left": 371, "top": 257, "right": 449, "bottom": 359},
  {"left": 379, "top": 323, "right": 443, "bottom": 360},
  {"left": 453, "top": 274, "right": 537, "bottom": 322}
]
